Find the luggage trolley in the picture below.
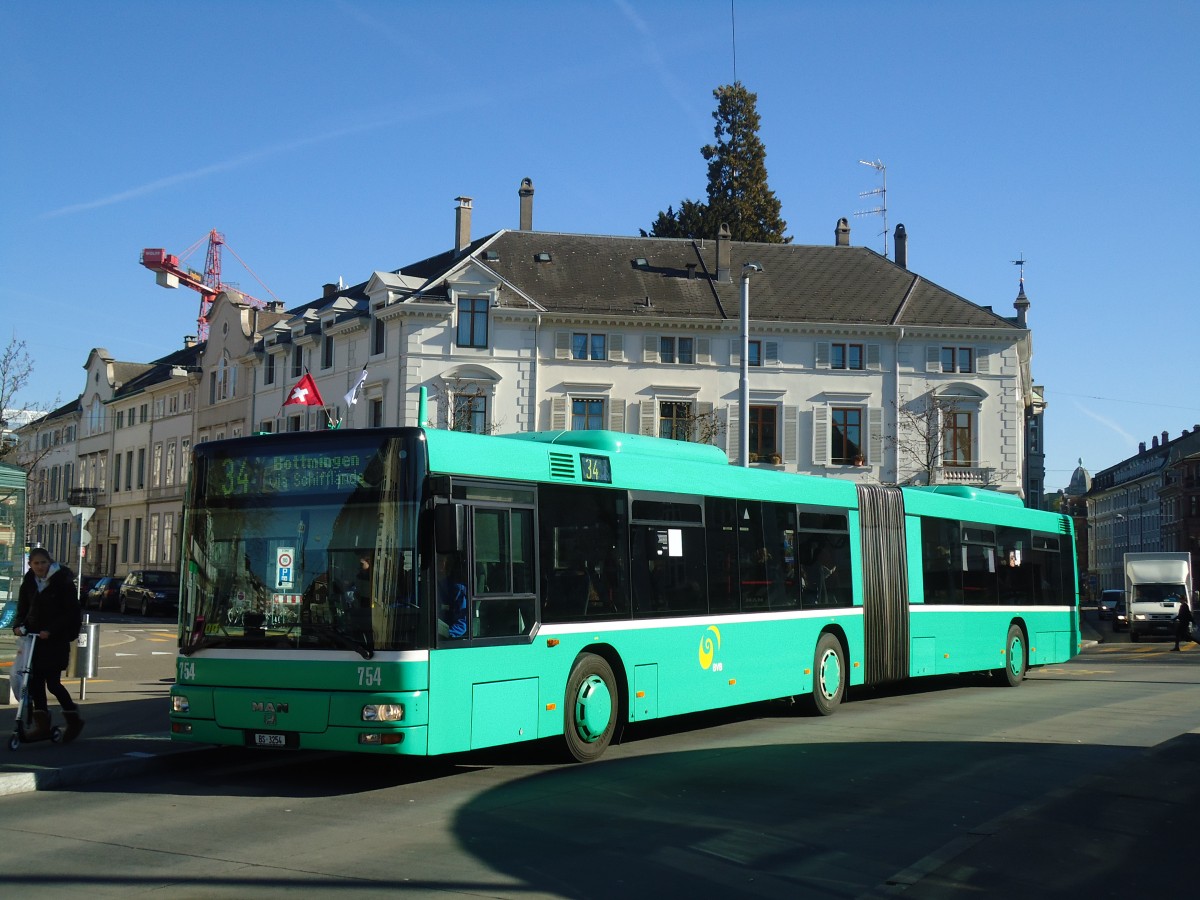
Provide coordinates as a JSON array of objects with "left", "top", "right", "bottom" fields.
[{"left": 8, "top": 632, "right": 63, "bottom": 750}]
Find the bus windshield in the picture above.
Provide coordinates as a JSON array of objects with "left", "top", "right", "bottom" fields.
[{"left": 179, "top": 431, "right": 428, "bottom": 655}]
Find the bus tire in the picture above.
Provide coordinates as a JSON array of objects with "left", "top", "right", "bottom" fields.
[
  {"left": 1000, "top": 624, "right": 1026, "bottom": 687},
  {"left": 807, "top": 633, "right": 846, "bottom": 716},
  {"left": 563, "top": 653, "right": 618, "bottom": 763}
]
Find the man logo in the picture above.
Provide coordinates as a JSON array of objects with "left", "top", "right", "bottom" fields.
[{"left": 251, "top": 702, "right": 289, "bottom": 713}]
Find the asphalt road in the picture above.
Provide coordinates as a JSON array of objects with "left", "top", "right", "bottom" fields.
[{"left": 0, "top": 631, "right": 1197, "bottom": 899}]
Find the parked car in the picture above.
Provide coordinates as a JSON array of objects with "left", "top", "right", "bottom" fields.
[
  {"left": 119, "top": 570, "right": 180, "bottom": 616},
  {"left": 86, "top": 576, "right": 122, "bottom": 611},
  {"left": 1098, "top": 589, "right": 1124, "bottom": 621}
]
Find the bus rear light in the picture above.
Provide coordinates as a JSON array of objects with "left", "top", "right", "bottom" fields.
[
  {"left": 172, "top": 695, "right": 190, "bottom": 713},
  {"left": 362, "top": 704, "right": 404, "bottom": 722}
]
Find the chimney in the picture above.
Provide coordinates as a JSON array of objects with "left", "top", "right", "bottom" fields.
[
  {"left": 455, "top": 196, "right": 473, "bottom": 255},
  {"left": 183, "top": 335, "right": 197, "bottom": 349},
  {"left": 835, "top": 217, "right": 851, "bottom": 247},
  {"left": 686, "top": 263, "right": 697, "bottom": 279},
  {"left": 894, "top": 223, "right": 907, "bottom": 268},
  {"left": 518, "top": 178, "right": 534, "bottom": 231},
  {"left": 1162, "top": 430, "right": 1170, "bottom": 445},
  {"left": 322, "top": 283, "right": 338, "bottom": 299},
  {"left": 1152, "top": 436, "right": 1160, "bottom": 448},
  {"left": 1139, "top": 442, "right": 1147, "bottom": 453},
  {"left": 716, "top": 223, "right": 731, "bottom": 283}
]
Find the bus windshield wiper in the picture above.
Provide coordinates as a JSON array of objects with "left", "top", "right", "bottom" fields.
[
  {"left": 181, "top": 633, "right": 228, "bottom": 656},
  {"left": 321, "top": 623, "right": 375, "bottom": 659}
]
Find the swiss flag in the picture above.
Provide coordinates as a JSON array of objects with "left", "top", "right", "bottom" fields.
[{"left": 284, "top": 373, "right": 325, "bottom": 407}]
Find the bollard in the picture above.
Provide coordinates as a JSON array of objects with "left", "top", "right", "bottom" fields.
[{"left": 71, "top": 614, "right": 100, "bottom": 700}]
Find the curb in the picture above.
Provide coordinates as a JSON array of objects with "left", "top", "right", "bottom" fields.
[{"left": 0, "top": 744, "right": 217, "bottom": 796}]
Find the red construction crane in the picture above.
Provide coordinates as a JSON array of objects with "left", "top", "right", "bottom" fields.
[{"left": 140, "top": 229, "right": 278, "bottom": 341}]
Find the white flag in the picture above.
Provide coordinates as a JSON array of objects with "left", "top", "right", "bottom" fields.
[{"left": 343, "top": 368, "right": 368, "bottom": 407}]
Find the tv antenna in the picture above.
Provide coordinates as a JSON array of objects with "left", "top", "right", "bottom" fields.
[{"left": 855, "top": 159, "right": 888, "bottom": 257}]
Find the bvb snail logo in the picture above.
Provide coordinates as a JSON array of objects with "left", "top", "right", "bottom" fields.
[{"left": 698, "top": 625, "right": 721, "bottom": 670}]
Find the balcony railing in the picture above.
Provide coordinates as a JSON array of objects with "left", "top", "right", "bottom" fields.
[
  {"left": 934, "top": 464, "right": 996, "bottom": 487},
  {"left": 68, "top": 488, "right": 100, "bottom": 506}
]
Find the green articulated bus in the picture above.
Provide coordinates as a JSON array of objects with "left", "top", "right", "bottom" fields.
[{"left": 170, "top": 425, "right": 1079, "bottom": 761}]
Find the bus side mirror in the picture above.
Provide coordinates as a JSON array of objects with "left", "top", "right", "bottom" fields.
[{"left": 435, "top": 503, "right": 465, "bottom": 553}]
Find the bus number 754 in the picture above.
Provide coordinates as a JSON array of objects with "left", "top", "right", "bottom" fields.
[{"left": 357, "top": 666, "right": 382, "bottom": 687}]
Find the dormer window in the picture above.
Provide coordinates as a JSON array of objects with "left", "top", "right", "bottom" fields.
[{"left": 456, "top": 297, "right": 489, "bottom": 348}]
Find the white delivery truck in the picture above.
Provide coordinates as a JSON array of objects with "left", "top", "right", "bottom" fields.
[{"left": 1123, "top": 552, "right": 1193, "bottom": 642}]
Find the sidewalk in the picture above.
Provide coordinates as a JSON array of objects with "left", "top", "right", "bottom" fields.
[{"left": 0, "top": 629, "right": 209, "bottom": 796}]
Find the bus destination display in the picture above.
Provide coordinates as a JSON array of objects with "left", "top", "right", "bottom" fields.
[
  {"left": 206, "top": 452, "right": 369, "bottom": 499},
  {"left": 579, "top": 453, "right": 612, "bottom": 484}
]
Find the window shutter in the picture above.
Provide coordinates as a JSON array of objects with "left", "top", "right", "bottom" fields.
[
  {"left": 726, "top": 406, "right": 740, "bottom": 462},
  {"left": 696, "top": 337, "right": 711, "bottom": 364},
  {"left": 643, "top": 335, "right": 659, "bottom": 363},
  {"left": 783, "top": 405, "right": 799, "bottom": 462},
  {"left": 694, "top": 401, "right": 714, "bottom": 442},
  {"left": 815, "top": 342, "right": 830, "bottom": 369},
  {"left": 555, "top": 331, "right": 571, "bottom": 359},
  {"left": 730, "top": 339, "right": 740, "bottom": 366},
  {"left": 866, "top": 343, "right": 881, "bottom": 371},
  {"left": 609, "top": 333, "right": 625, "bottom": 361},
  {"left": 550, "top": 397, "right": 567, "bottom": 431},
  {"left": 608, "top": 398, "right": 626, "bottom": 432},
  {"left": 640, "top": 398, "right": 656, "bottom": 436},
  {"left": 975, "top": 348, "right": 991, "bottom": 374},
  {"left": 765, "top": 341, "right": 779, "bottom": 364},
  {"left": 926, "top": 345, "right": 941, "bottom": 373},
  {"left": 812, "top": 405, "right": 830, "bottom": 465},
  {"left": 868, "top": 407, "right": 883, "bottom": 464}
]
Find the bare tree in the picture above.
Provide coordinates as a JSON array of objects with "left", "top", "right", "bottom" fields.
[
  {"left": 429, "top": 375, "right": 507, "bottom": 435},
  {"left": 642, "top": 405, "right": 726, "bottom": 447},
  {"left": 888, "top": 386, "right": 1011, "bottom": 487},
  {"left": 1, "top": 336, "right": 34, "bottom": 460}
]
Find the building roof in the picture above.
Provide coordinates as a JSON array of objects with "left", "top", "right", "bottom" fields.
[
  {"left": 396, "top": 229, "right": 1024, "bottom": 330},
  {"left": 112, "top": 343, "right": 204, "bottom": 402}
]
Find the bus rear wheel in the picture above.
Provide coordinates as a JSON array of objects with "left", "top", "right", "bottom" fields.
[
  {"left": 1000, "top": 624, "right": 1026, "bottom": 687},
  {"left": 807, "top": 633, "right": 846, "bottom": 716},
  {"left": 563, "top": 653, "right": 617, "bottom": 763}
]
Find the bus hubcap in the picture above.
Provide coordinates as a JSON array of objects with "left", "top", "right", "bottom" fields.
[
  {"left": 1009, "top": 638, "right": 1024, "bottom": 675},
  {"left": 574, "top": 675, "right": 612, "bottom": 742},
  {"left": 818, "top": 650, "right": 841, "bottom": 699}
]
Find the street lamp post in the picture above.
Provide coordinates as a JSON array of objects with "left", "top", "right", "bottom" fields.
[{"left": 739, "top": 262, "right": 762, "bottom": 467}]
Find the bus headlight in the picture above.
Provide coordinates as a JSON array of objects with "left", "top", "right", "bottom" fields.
[
  {"left": 172, "top": 695, "right": 190, "bottom": 713},
  {"left": 362, "top": 703, "right": 404, "bottom": 722},
  {"left": 1134, "top": 614, "right": 1147, "bottom": 621}
]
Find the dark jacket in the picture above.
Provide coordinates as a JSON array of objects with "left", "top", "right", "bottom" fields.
[{"left": 16, "top": 564, "right": 81, "bottom": 673}]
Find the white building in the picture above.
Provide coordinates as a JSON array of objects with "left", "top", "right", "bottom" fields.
[{"left": 18, "top": 184, "right": 1040, "bottom": 581}]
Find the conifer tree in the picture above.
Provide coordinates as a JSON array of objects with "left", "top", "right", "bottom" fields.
[{"left": 644, "top": 83, "right": 789, "bottom": 243}]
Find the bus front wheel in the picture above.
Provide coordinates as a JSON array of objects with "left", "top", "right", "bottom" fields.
[
  {"left": 807, "top": 633, "right": 846, "bottom": 716},
  {"left": 563, "top": 653, "right": 617, "bottom": 763},
  {"left": 1000, "top": 625, "right": 1026, "bottom": 687}
]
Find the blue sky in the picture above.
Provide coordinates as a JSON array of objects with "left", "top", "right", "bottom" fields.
[{"left": 2, "top": 1, "right": 1197, "bottom": 491}]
